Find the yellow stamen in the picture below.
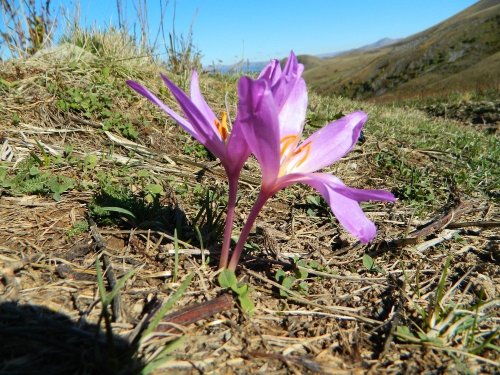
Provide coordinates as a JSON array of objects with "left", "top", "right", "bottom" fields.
[
  {"left": 280, "top": 135, "right": 298, "bottom": 158},
  {"left": 278, "top": 134, "right": 312, "bottom": 176},
  {"left": 214, "top": 111, "right": 229, "bottom": 141},
  {"left": 292, "top": 142, "right": 312, "bottom": 167}
]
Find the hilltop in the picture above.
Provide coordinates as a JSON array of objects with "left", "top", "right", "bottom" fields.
[{"left": 302, "top": 0, "right": 500, "bottom": 101}]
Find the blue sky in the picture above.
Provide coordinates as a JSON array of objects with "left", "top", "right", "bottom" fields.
[
  {"left": 8, "top": 0, "right": 480, "bottom": 65},
  {"left": 76, "top": 0, "right": 478, "bottom": 65}
]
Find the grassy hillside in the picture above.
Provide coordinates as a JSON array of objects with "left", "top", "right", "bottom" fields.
[
  {"left": 0, "top": 25, "right": 499, "bottom": 374},
  {"left": 303, "top": 0, "right": 500, "bottom": 101}
]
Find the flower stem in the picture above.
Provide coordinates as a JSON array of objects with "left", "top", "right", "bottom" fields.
[
  {"left": 227, "top": 191, "right": 270, "bottom": 271},
  {"left": 219, "top": 174, "right": 239, "bottom": 269}
]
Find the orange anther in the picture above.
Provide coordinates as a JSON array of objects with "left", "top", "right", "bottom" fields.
[
  {"left": 293, "top": 142, "right": 312, "bottom": 167},
  {"left": 214, "top": 111, "right": 229, "bottom": 141},
  {"left": 280, "top": 135, "right": 298, "bottom": 158}
]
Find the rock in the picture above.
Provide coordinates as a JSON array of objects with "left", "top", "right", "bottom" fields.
[{"left": 423, "top": 99, "right": 500, "bottom": 127}]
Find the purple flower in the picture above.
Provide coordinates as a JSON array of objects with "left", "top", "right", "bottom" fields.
[
  {"left": 127, "top": 72, "right": 250, "bottom": 268},
  {"left": 228, "top": 52, "right": 395, "bottom": 270}
]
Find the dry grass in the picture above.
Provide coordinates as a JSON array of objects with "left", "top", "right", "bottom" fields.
[{"left": 0, "top": 43, "right": 499, "bottom": 374}]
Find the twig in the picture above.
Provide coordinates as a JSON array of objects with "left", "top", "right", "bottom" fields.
[
  {"left": 244, "top": 268, "right": 381, "bottom": 325},
  {"left": 154, "top": 294, "right": 233, "bottom": 333},
  {"left": 380, "top": 275, "right": 405, "bottom": 357},
  {"left": 99, "top": 229, "right": 195, "bottom": 249},
  {"left": 88, "top": 216, "right": 122, "bottom": 322},
  {"left": 297, "top": 265, "right": 387, "bottom": 283},
  {"left": 68, "top": 113, "right": 102, "bottom": 128},
  {"left": 382, "top": 201, "right": 481, "bottom": 248},
  {"left": 159, "top": 248, "right": 210, "bottom": 256},
  {"left": 246, "top": 351, "right": 327, "bottom": 373},
  {"left": 409, "top": 201, "right": 474, "bottom": 238},
  {"left": 414, "top": 229, "right": 461, "bottom": 252},
  {"left": 447, "top": 221, "right": 499, "bottom": 229}
]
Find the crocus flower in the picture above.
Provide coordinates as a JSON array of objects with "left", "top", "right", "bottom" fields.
[
  {"left": 227, "top": 52, "right": 395, "bottom": 270},
  {"left": 127, "top": 73, "right": 250, "bottom": 268}
]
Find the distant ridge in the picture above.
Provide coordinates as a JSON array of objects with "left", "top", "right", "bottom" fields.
[
  {"left": 302, "top": 0, "right": 500, "bottom": 101},
  {"left": 205, "top": 59, "right": 267, "bottom": 74},
  {"left": 206, "top": 38, "right": 400, "bottom": 74},
  {"left": 316, "top": 38, "right": 401, "bottom": 59}
]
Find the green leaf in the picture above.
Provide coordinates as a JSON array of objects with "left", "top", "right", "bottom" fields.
[
  {"left": 218, "top": 270, "right": 254, "bottom": 314},
  {"left": 308, "top": 260, "right": 320, "bottom": 270},
  {"left": 417, "top": 332, "right": 443, "bottom": 346},
  {"left": 145, "top": 183, "right": 164, "bottom": 195},
  {"left": 29, "top": 166, "right": 40, "bottom": 176},
  {"left": 363, "top": 254, "right": 375, "bottom": 271},
  {"left": 141, "top": 273, "right": 194, "bottom": 340},
  {"left": 280, "top": 276, "right": 295, "bottom": 297},
  {"left": 52, "top": 191, "right": 61, "bottom": 201},
  {"left": 299, "top": 281, "right": 309, "bottom": 292},
  {"left": 0, "top": 167, "right": 7, "bottom": 182},
  {"left": 95, "top": 258, "right": 107, "bottom": 306},
  {"left": 84, "top": 154, "right": 98, "bottom": 170},
  {"left": 306, "top": 194, "right": 321, "bottom": 206},
  {"left": 218, "top": 269, "right": 238, "bottom": 290},
  {"left": 98, "top": 206, "right": 136, "bottom": 218},
  {"left": 137, "top": 170, "right": 150, "bottom": 178},
  {"left": 275, "top": 269, "right": 286, "bottom": 282},
  {"left": 29, "top": 152, "right": 43, "bottom": 166},
  {"left": 11, "top": 113, "right": 20, "bottom": 125},
  {"left": 101, "top": 67, "right": 111, "bottom": 78},
  {"left": 237, "top": 289, "right": 255, "bottom": 315},
  {"left": 173, "top": 229, "right": 179, "bottom": 282},
  {"left": 295, "top": 267, "right": 308, "bottom": 280},
  {"left": 435, "top": 256, "right": 451, "bottom": 306},
  {"left": 232, "top": 282, "right": 248, "bottom": 296},
  {"left": 47, "top": 176, "right": 74, "bottom": 201},
  {"left": 140, "top": 336, "right": 186, "bottom": 375},
  {"left": 395, "top": 326, "right": 421, "bottom": 344},
  {"left": 282, "top": 276, "right": 295, "bottom": 289},
  {"left": 306, "top": 208, "right": 316, "bottom": 217},
  {"left": 104, "top": 266, "right": 139, "bottom": 306},
  {"left": 396, "top": 325, "right": 415, "bottom": 338}
]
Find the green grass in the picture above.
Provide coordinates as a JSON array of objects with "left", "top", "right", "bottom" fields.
[
  {"left": 396, "top": 257, "right": 499, "bottom": 358},
  {"left": 306, "top": 93, "right": 499, "bottom": 214},
  {"left": 1, "top": 154, "right": 75, "bottom": 201}
]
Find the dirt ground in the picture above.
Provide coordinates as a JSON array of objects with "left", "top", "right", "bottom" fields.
[{"left": 0, "top": 56, "right": 498, "bottom": 374}]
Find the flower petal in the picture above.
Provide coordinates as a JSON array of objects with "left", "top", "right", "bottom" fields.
[
  {"left": 258, "top": 59, "right": 282, "bottom": 86},
  {"left": 293, "top": 111, "right": 368, "bottom": 174},
  {"left": 332, "top": 184, "right": 396, "bottom": 203},
  {"left": 237, "top": 76, "right": 280, "bottom": 187},
  {"left": 189, "top": 70, "right": 218, "bottom": 128},
  {"left": 270, "top": 51, "right": 305, "bottom": 109},
  {"left": 160, "top": 73, "right": 225, "bottom": 157},
  {"left": 278, "top": 76, "right": 307, "bottom": 138},
  {"left": 276, "top": 173, "right": 391, "bottom": 243},
  {"left": 262, "top": 51, "right": 307, "bottom": 138},
  {"left": 283, "top": 50, "right": 304, "bottom": 78},
  {"left": 225, "top": 117, "right": 251, "bottom": 175},
  {"left": 126, "top": 80, "right": 201, "bottom": 142}
]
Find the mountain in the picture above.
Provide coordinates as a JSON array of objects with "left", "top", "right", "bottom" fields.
[
  {"left": 357, "top": 37, "right": 400, "bottom": 51},
  {"left": 297, "top": 38, "right": 400, "bottom": 70},
  {"left": 316, "top": 38, "right": 400, "bottom": 59},
  {"left": 302, "top": 0, "right": 500, "bottom": 101},
  {"left": 207, "top": 38, "right": 400, "bottom": 74},
  {"left": 206, "top": 59, "right": 268, "bottom": 74}
]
